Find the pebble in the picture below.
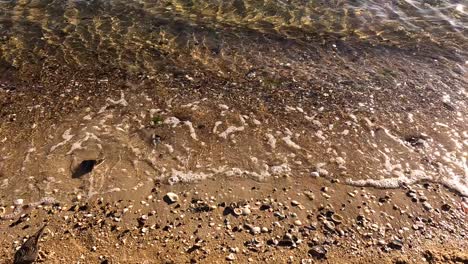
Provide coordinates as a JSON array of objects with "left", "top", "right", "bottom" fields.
[
  {"left": 388, "top": 239, "right": 403, "bottom": 250},
  {"left": 317, "top": 168, "right": 329, "bottom": 177},
  {"left": 309, "top": 245, "right": 327, "bottom": 259},
  {"left": 242, "top": 207, "right": 251, "bottom": 215},
  {"left": 164, "top": 192, "right": 179, "bottom": 204},
  {"left": 422, "top": 202, "right": 433, "bottom": 211},
  {"left": 251, "top": 226, "right": 261, "bottom": 235},
  {"left": 291, "top": 200, "right": 300, "bottom": 206},
  {"left": 304, "top": 191, "right": 315, "bottom": 200},
  {"left": 294, "top": 220, "right": 303, "bottom": 226},
  {"left": 310, "top": 171, "right": 320, "bottom": 178},
  {"left": 13, "top": 199, "right": 24, "bottom": 206},
  {"left": 323, "top": 220, "right": 335, "bottom": 231},
  {"left": 226, "top": 253, "right": 236, "bottom": 261},
  {"left": 441, "top": 204, "right": 451, "bottom": 211}
]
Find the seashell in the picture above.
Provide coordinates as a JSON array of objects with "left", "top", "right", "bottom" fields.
[
  {"left": 330, "top": 214, "right": 343, "bottom": 224},
  {"left": 233, "top": 208, "right": 243, "bottom": 216}
]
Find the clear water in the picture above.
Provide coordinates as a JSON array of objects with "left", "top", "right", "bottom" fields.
[{"left": 0, "top": 0, "right": 466, "bottom": 75}]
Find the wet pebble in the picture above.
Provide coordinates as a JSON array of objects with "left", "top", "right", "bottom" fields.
[
  {"left": 441, "top": 204, "right": 451, "bottom": 211},
  {"left": 309, "top": 245, "right": 327, "bottom": 259},
  {"left": 226, "top": 253, "right": 236, "bottom": 261},
  {"left": 164, "top": 192, "right": 179, "bottom": 204},
  {"left": 422, "top": 202, "right": 432, "bottom": 211},
  {"left": 388, "top": 239, "right": 403, "bottom": 250},
  {"left": 242, "top": 207, "right": 251, "bottom": 216}
]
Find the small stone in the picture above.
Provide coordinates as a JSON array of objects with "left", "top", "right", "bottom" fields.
[
  {"left": 317, "top": 168, "right": 329, "bottom": 177},
  {"left": 304, "top": 191, "right": 315, "bottom": 200},
  {"left": 310, "top": 171, "right": 320, "bottom": 178},
  {"left": 164, "top": 192, "right": 179, "bottom": 204},
  {"left": 441, "top": 204, "right": 451, "bottom": 211},
  {"left": 251, "top": 226, "right": 261, "bottom": 235},
  {"left": 140, "top": 214, "right": 148, "bottom": 221},
  {"left": 261, "top": 227, "right": 269, "bottom": 233},
  {"left": 323, "top": 220, "right": 335, "bottom": 231},
  {"left": 241, "top": 207, "right": 251, "bottom": 215},
  {"left": 291, "top": 200, "right": 300, "bottom": 206},
  {"left": 294, "top": 220, "right": 303, "bottom": 226},
  {"left": 422, "top": 202, "right": 432, "bottom": 211},
  {"left": 13, "top": 199, "right": 24, "bottom": 206},
  {"left": 388, "top": 239, "right": 403, "bottom": 250},
  {"left": 226, "top": 253, "right": 236, "bottom": 261},
  {"left": 309, "top": 245, "right": 327, "bottom": 259}
]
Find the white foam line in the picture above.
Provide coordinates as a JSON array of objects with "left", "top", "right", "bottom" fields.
[
  {"left": 107, "top": 91, "right": 128, "bottom": 107},
  {"left": 164, "top": 144, "right": 174, "bottom": 153},
  {"left": 239, "top": 115, "right": 247, "bottom": 126},
  {"left": 184, "top": 121, "right": 198, "bottom": 141},
  {"left": 218, "top": 104, "right": 229, "bottom": 110},
  {"left": 66, "top": 132, "right": 101, "bottom": 155},
  {"left": 219, "top": 126, "right": 245, "bottom": 139},
  {"left": 164, "top": 117, "right": 181, "bottom": 127},
  {"left": 213, "top": 121, "right": 222, "bottom": 133},
  {"left": 345, "top": 170, "right": 431, "bottom": 189},
  {"left": 49, "top": 128, "right": 74, "bottom": 152},
  {"left": 167, "top": 169, "right": 210, "bottom": 185},
  {"left": 266, "top": 133, "right": 277, "bottom": 149},
  {"left": 282, "top": 135, "right": 301, "bottom": 150}
]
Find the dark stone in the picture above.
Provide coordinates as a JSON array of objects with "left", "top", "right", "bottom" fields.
[
  {"left": 441, "top": 204, "right": 451, "bottom": 212},
  {"left": 309, "top": 245, "right": 327, "bottom": 259},
  {"left": 72, "top": 159, "right": 103, "bottom": 178},
  {"left": 388, "top": 239, "right": 403, "bottom": 250}
]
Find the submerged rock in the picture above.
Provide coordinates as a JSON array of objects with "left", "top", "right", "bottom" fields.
[{"left": 72, "top": 159, "right": 104, "bottom": 178}]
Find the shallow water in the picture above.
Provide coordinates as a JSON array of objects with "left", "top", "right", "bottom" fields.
[
  {"left": 0, "top": 0, "right": 466, "bottom": 75},
  {"left": 0, "top": 0, "right": 467, "bottom": 204}
]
